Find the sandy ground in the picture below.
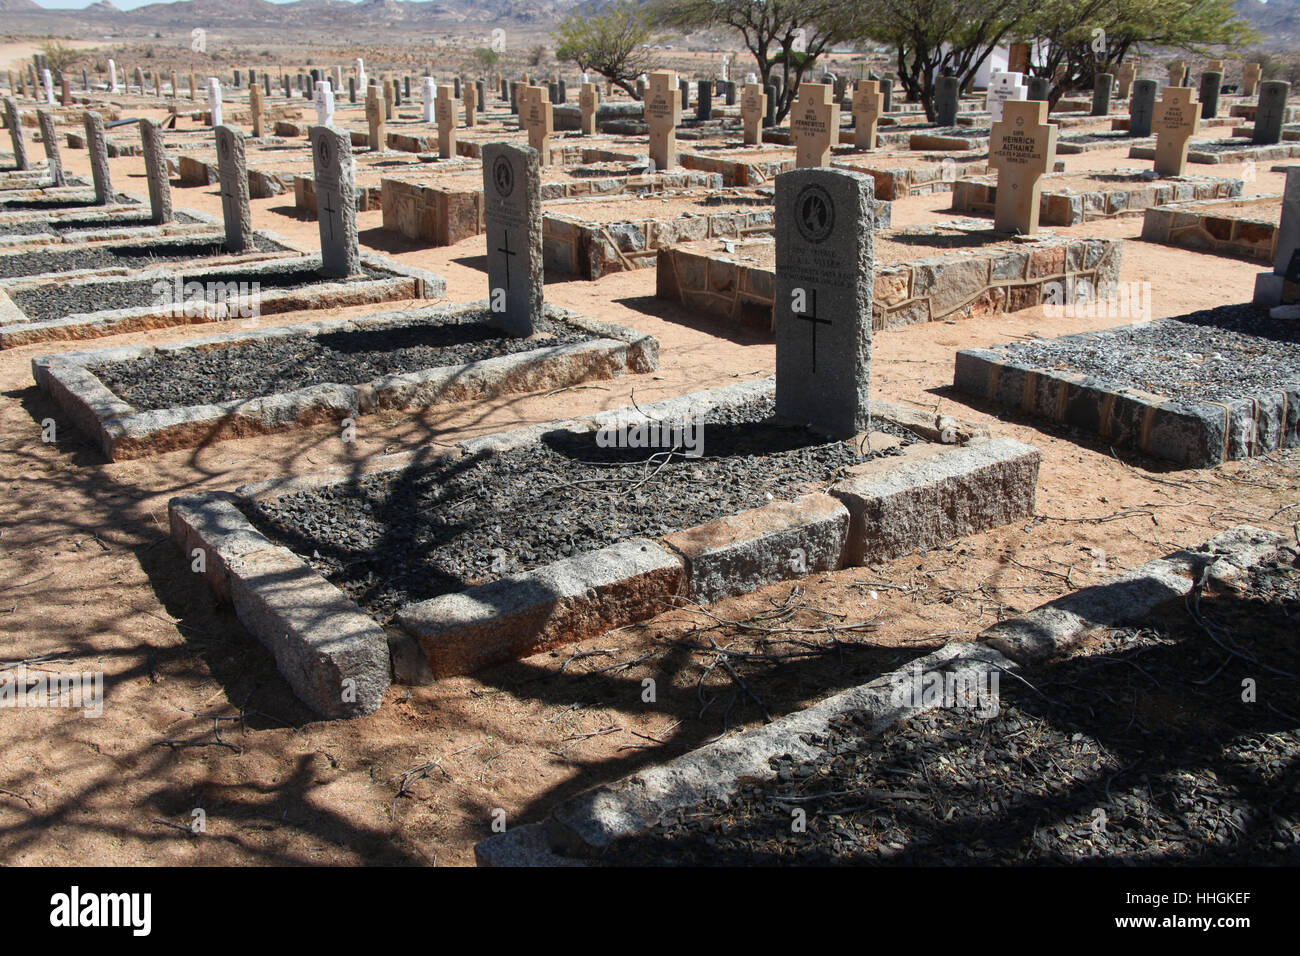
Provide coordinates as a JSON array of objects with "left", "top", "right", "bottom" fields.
[{"left": 0, "top": 89, "right": 1295, "bottom": 866}]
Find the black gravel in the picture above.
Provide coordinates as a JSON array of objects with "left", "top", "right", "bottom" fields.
[
  {"left": 595, "top": 547, "right": 1300, "bottom": 865},
  {"left": 244, "top": 396, "right": 917, "bottom": 620},
  {"left": 993, "top": 305, "right": 1300, "bottom": 404},
  {"left": 0, "top": 234, "right": 284, "bottom": 280},
  {"left": 0, "top": 210, "right": 201, "bottom": 238},
  {"left": 93, "top": 312, "right": 595, "bottom": 410},
  {"left": 11, "top": 262, "right": 387, "bottom": 324},
  {"left": 0, "top": 190, "right": 135, "bottom": 210}
]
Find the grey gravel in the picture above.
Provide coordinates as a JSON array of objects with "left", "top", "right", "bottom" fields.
[{"left": 0, "top": 233, "right": 283, "bottom": 280}]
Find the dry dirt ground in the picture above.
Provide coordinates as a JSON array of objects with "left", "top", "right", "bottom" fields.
[{"left": 0, "top": 93, "right": 1295, "bottom": 867}]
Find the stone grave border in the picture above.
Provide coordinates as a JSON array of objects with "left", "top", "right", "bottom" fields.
[
  {"left": 0, "top": 203, "right": 222, "bottom": 249},
  {"left": 952, "top": 168, "right": 1243, "bottom": 225},
  {"left": 953, "top": 327, "right": 1300, "bottom": 467},
  {"left": 1140, "top": 193, "right": 1280, "bottom": 262},
  {"left": 33, "top": 301, "right": 657, "bottom": 460},
  {"left": 379, "top": 169, "right": 721, "bottom": 247},
  {"left": 657, "top": 231, "right": 1123, "bottom": 330},
  {"left": 543, "top": 194, "right": 775, "bottom": 279},
  {"left": 1128, "top": 140, "right": 1300, "bottom": 166},
  {"left": 831, "top": 155, "right": 987, "bottom": 200},
  {"left": 0, "top": 181, "right": 130, "bottom": 216},
  {"left": 168, "top": 377, "right": 1039, "bottom": 717},
  {"left": 0, "top": 247, "right": 445, "bottom": 347},
  {"left": 471, "top": 523, "right": 1283, "bottom": 866}
]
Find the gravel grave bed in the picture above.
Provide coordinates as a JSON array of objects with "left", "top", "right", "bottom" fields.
[
  {"left": 0, "top": 210, "right": 202, "bottom": 238},
  {"left": 0, "top": 191, "right": 135, "bottom": 211},
  {"left": 10, "top": 263, "right": 389, "bottom": 324},
  {"left": 244, "top": 396, "right": 917, "bottom": 620},
  {"left": 93, "top": 312, "right": 594, "bottom": 410},
  {"left": 990, "top": 305, "right": 1300, "bottom": 404},
  {"left": 595, "top": 547, "right": 1300, "bottom": 865},
  {"left": 1189, "top": 138, "right": 1280, "bottom": 154},
  {"left": 0, "top": 233, "right": 283, "bottom": 280}
]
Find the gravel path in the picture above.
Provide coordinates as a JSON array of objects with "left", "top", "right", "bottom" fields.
[
  {"left": 246, "top": 397, "right": 916, "bottom": 619},
  {"left": 993, "top": 305, "right": 1300, "bottom": 403},
  {"left": 597, "top": 548, "right": 1300, "bottom": 865},
  {"left": 10, "top": 262, "right": 386, "bottom": 323},
  {"left": 94, "top": 312, "right": 594, "bottom": 410},
  {"left": 0, "top": 233, "right": 283, "bottom": 280}
]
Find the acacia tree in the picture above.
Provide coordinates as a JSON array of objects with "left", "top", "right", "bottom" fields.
[
  {"left": 554, "top": 0, "right": 656, "bottom": 99},
  {"left": 1021, "top": 0, "right": 1256, "bottom": 108},
  {"left": 651, "top": 0, "right": 865, "bottom": 123}
]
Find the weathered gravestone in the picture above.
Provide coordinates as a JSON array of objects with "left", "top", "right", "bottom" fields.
[
  {"left": 436, "top": 85, "right": 457, "bottom": 159},
  {"left": 1252, "top": 166, "right": 1300, "bottom": 305},
  {"left": 41, "top": 68, "right": 54, "bottom": 105},
  {"left": 482, "top": 142, "right": 543, "bottom": 338},
  {"left": 520, "top": 85, "right": 553, "bottom": 165},
  {"left": 421, "top": 77, "right": 436, "bottom": 123},
  {"left": 1117, "top": 62, "right": 1136, "bottom": 99},
  {"left": 208, "top": 77, "right": 223, "bottom": 127},
  {"left": 986, "top": 71, "right": 1027, "bottom": 123},
  {"left": 310, "top": 125, "right": 360, "bottom": 278},
  {"left": 790, "top": 83, "right": 839, "bottom": 168},
  {"left": 3, "top": 98, "right": 26, "bottom": 170},
  {"left": 139, "top": 117, "right": 172, "bottom": 224},
  {"left": 249, "top": 82, "right": 265, "bottom": 138},
  {"left": 579, "top": 80, "right": 599, "bottom": 135},
  {"left": 133, "top": 66, "right": 143, "bottom": 94},
  {"left": 333, "top": 65, "right": 343, "bottom": 92},
  {"left": 1254, "top": 82, "right": 1291, "bottom": 146},
  {"left": 366, "top": 85, "right": 386, "bottom": 151},
  {"left": 1092, "top": 73, "right": 1114, "bottom": 116},
  {"left": 697, "top": 80, "right": 712, "bottom": 121},
  {"left": 314, "top": 80, "right": 335, "bottom": 127},
  {"left": 935, "top": 76, "right": 960, "bottom": 126},
  {"left": 880, "top": 78, "right": 893, "bottom": 112},
  {"left": 1027, "top": 76, "right": 1050, "bottom": 103},
  {"left": 774, "top": 167, "right": 875, "bottom": 438},
  {"left": 1129, "top": 80, "right": 1158, "bottom": 137},
  {"left": 1153, "top": 86, "right": 1199, "bottom": 176},
  {"left": 384, "top": 80, "right": 394, "bottom": 120},
  {"left": 1168, "top": 61, "right": 1187, "bottom": 86},
  {"left": 107, "top": 59, "right": 118, "bottom": 93},
  {"left": 645, "top": 71, "right": 681, "bottom": 170},
  {"left": 851, "top": 79, "right": 882, "bottom": 149},
  {"left": 355, "top": 58, "right": 366, "bottom": 89},
  {"left": 215, "top": 125, "right": 253, "bottom": 251},
  {"left": 465, "top": 81, "right": 478, "bottom": 127},
  {"left": 741, "top": 82, "right": 766, "bottom": 145},
  {"left": 988, "top": 99, "right": 1057, "bottom": 235},
  {"left": 1242, "top": 63, "right": 1261, "bottom": 98},
  {"left": 37, "top": 109, "right": 63, "bottom": 186},
  {"left": 84, "top": 111, "right": 112, "bottom": 204},
  {"left": 1199, "top": 71, "right": 1222, "bottom": 119}
]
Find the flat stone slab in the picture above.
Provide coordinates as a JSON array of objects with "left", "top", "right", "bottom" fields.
[
  {"left": 33, "top": 301, "right": 655, "bottom": 460},
  {"left": 1140, "top": 194, "right": 1281, "bottom": 262},
  {"left": 0, "top": 248, "right": 445, "bottom": 347}
]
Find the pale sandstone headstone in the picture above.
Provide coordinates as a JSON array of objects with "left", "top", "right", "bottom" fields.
[
  {"left": 84, "top": 110, "right": 112, "bottom": 204},
  {"left": 774, "top": 166, "right": 875, "bottom": 438},
  {"left": 741, "top": 82, "right": 766, "bottom": 145},
  {"left": 139, "top": 117, "right": 172, "bottom": 224},
  {"left": 790, "top": 83, "right": 839, "bottom": 168},
  {"left": 988, "top": 98, "right": 1057, "bottom": 235},
  {"left": 249, "top": 82, "right": 265, "bottom": 138},
  {"left": 851, "top": 79, "right": 882, "bottom": 149},
  {"left": 435, "top": 85, "right": 457, "bottom": 159},
  {"left": 579, "top": 81, "right": 599, "bottom": 135},
  {"left": 310, "top": 124, "right": 360, "bottom": 278},
  {"left": 215, "top": 124, "right": 253, "bottom": 251},
  {"left": 465, "top": 81, "right": 478, "bottom": 127},
  {"left": 1242, "top": 63, "right": 1261, "bottom": 98},
  {"left": 519, "top": 85, "right": 553, "bottom": 165},
  {"left": 366, "top": 85, "right": 386, "bottom": 151},
  {"left": 644, "top": 70, "right": 681, "bottom": 170},
  {"left": 483, "top": 141, "right": 543, "bottom": 337},
  {"left": 1153, "top": 86, "right": 1199, "bottom": 176},
  {"left": 1117, "top": 62, "right": 1136, "bottom": 99},
  {"left": 1168, "top": 61, "right": 1187, "bottom": 87}
]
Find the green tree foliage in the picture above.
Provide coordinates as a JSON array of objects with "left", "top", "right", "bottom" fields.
[{"left": 554, "top": 0, "right": 654, "bottom": 99}]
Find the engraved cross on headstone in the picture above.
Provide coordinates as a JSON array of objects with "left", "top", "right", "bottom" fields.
[{"left": 1152, "top": 86, "right": 1199, "bottom": 176}]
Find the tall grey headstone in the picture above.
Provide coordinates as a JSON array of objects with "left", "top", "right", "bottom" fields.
[
  {"left": 83, "top": 111, "right": 112, "bottom": 204},
  {"left": 1254, "top": 81, "right": 1290, "bottom": 146},
  {"left": 1129, "top": 79, "right": 1157, "bottom": 136},
  {"left": 1027, "top": 76, "right": 1050, "bottom": 102},
  {"left": 37, "top": 108, "right": 64, "bottom": 186},
  {"left": 1199, "top": 71, "right": 1222, "bottom": 119},
  {"left": 482, "top": 142, "right": 542, "bottom": 337},
  {"left": 215, "top": 124, "right": 253, "bottom": 251},
  {"left": 3, "top": 97, "right": 26, "bottom": 170},
  {"left": 1253, "top": 166, "right": 1300, "bottom": 305},
  {"left": 697, "top": 79, "right": 712, "bottom": 120},
  {"left": 348, "top": 76, "right": 356, "bottom": 103},
  {"left": 880, "top": 78, "right": 892, "bottom": 112},
  {"left": 935, "top": 76, "right": 960, "bottom": 126},
  {"left": 725, "top": 80, "right": 737, "bottom": 106},
  {"left": 764, "top": 84, "right": 776, "bottom": 126},
  {"left": 309, "top": 125, "right": 360, "bottom": 278},
  {"left": 774, "top": 167, "right": 875, "bottom": 438},
  {"left": 1091, "top": 73, "right": 1114, "bottom": 116},
  {"left": 139, "top": 118, "right": 172, "bottom": 224}
]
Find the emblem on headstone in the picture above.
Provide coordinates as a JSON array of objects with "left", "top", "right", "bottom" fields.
[
  {"left": 493, "top": 155, "right": 514, "bottom": 197},
  {"left": 795, "top": 184, "right": 834, "bottom": 244}
]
